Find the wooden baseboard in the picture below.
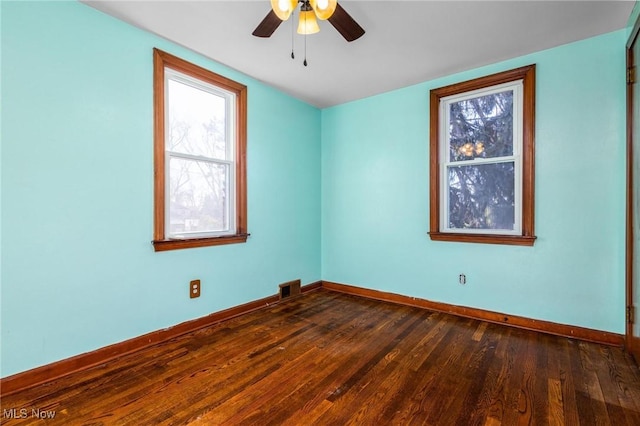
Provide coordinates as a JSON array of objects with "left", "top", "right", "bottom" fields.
[
  {"left": 0, "top": 281, "right": 321, "bottom": 397},
  {"left": 321, "top": 281, "right": 625, "bottom": 347},
  {"left": 1, "top": 278, "right": 622, "bottom": 397}
]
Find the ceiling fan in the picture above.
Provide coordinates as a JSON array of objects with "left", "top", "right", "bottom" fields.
[{"left": 252, "top": 0, "right": 365, "bottom": 42}]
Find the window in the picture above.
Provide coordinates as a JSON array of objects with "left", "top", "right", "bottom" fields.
[
  {"left": 152, "top": 49, "right": 248, "bottom": 251},
  {"left": 429, "top": 65, "right": 536, "bottom": 246}
]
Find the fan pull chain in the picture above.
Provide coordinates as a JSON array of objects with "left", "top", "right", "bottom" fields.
[
  {"left": 303, "top": 6, "right": 308, "bottom": 66},
  {"left": 303, "top": 9, "right": 308, "bottom": 67},
  {"left": 303, "top": 33, "right": 308, "bottom": 66},
  {"left": 290, "top": 8, "right": 295, "bottom": 60}
]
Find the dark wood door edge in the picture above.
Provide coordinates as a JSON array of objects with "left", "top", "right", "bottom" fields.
[{"left": 626, "top": 10, "right": 640, "bottom": 365}]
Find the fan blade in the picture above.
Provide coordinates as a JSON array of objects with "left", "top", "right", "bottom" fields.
[
  {"left": 328, "top": 3, "right": 365, "bottom": 42},
  {"left": 252, "top": 10, "right": 283, "bottom": 38}
]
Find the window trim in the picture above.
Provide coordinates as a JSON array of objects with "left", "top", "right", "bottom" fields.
[
  {"left": 152, "top": 49, "right": 248, "bottom": 252},
  {"left": 429, "top": 65, "right": 536, "bottom": 246}
]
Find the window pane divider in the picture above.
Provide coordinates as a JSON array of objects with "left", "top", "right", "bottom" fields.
[
  {"left": 167, "top": 151, "right": 232, "bottom": 165},
  {"left": 445, "top": 156, "right": 517, "bottom": 167}
]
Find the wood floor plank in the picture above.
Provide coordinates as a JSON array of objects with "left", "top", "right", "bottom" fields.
[
  {"left": 548, "top": 378, "right": 565, "bottom": 426},
  {"left": 532, "top": 333, "right": 551, "bottom": 423},
  {"left": 463, "top": 323, "right": 511, "bottom": 426},
  {"left": 387, "top": 317, "right": 480, "bottom": 424},
  {"left": 615, "top": 356, "right": 640, "bottom": 419},
  {"left": 473, "top": 321, "right": 489, "bottom": 342},
  {"left": 203, "top": 296, "right": 415, "bottom": 424},
  {"left": 486, "top": 327, "right": 528, "bottom": 425},
  {"left": 368, "top": 312, "right": 454, "bottom": 424},
  {"left": 1, "top": 290, "right": 639, "bottom": 425},
  {"left": 578, "top": 342, "right": 613, "bottom": 425},
  {"left": 449, "top": 327, "right": 501, "bottom": 426},
  {"left": 313, "top": 310, "right": 435, "bottom": 425},
  {"left": 553, "top": 337, "right": 581, "bottom": 426}
]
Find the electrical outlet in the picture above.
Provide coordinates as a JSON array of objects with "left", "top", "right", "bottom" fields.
[
  {"left": 190, "top": 279, "right": 201, "bottom": 298},
  {"left": 459, "top": 274, "right": 466, "bottom": 285}
]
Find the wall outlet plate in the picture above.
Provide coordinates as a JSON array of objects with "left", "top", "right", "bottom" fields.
[{"left": 190, "top": 280, "right": 201, "bottom": 298}]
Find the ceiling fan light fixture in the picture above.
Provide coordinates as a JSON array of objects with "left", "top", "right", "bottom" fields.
[
  {"left": 309, "top": 0, "right": 336, "bottom": 20},
  {"left": 297, "top": 10, "right": 320, "bottom": 35},
  {"left": 270, "top": 0, "right": 298, "bottom": 20}
]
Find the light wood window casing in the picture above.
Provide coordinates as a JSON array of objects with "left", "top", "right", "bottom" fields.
[
  {"left": 429, "top": 65, "right": 536, "bottom": 246},
  {"left": 152, "top": 49, "right": 248, "bottom": 251}
]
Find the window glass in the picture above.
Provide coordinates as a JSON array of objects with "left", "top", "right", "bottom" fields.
[
  {"left": 167, "top": 76, "right": 229, "bottom": 160},
  {"left": 168, "top": 157, "right": 230, "bottom": 237},
  {"left": 447, "top": 162, "right": 516, "bottom": 231},
  {"left": 448, "top": 90, "right": 514, "bottom": 162}
]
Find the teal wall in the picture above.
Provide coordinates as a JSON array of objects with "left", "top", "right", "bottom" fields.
[
  {"left": 629, "top": 1, "right": 640, "bottom": 36},
  {"left": 1, "top": 0, "right": 631, "bottom": 378},
  {"left": 321, "top": 30, "right": 627, "bottom": 334},
  {"left": 1, "top": 1, "right": 321, "bottom": 377}
]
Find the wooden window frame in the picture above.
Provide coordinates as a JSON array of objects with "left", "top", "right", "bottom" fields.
[
  {"left": 429, "top": 65, "right": 536, "bottom": 246},
  {"left": 152, "top": 49, "right": 248, "bottom": 252}
]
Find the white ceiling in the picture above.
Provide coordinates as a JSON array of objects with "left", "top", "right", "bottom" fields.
[{"left": 84, "top": 1, "right": 635, "bottom": 108}]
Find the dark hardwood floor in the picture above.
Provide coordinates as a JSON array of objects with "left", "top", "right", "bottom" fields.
[{"left": 2, "top": 289, "right": 640, "bottom": 425}]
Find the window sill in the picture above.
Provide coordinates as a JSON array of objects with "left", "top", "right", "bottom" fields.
[
  {"left": 152, "top": 233, "right": 250, "bottom": 252},
  {"left": 428, "top": 232, "right": 536, "bottom": 246}
]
